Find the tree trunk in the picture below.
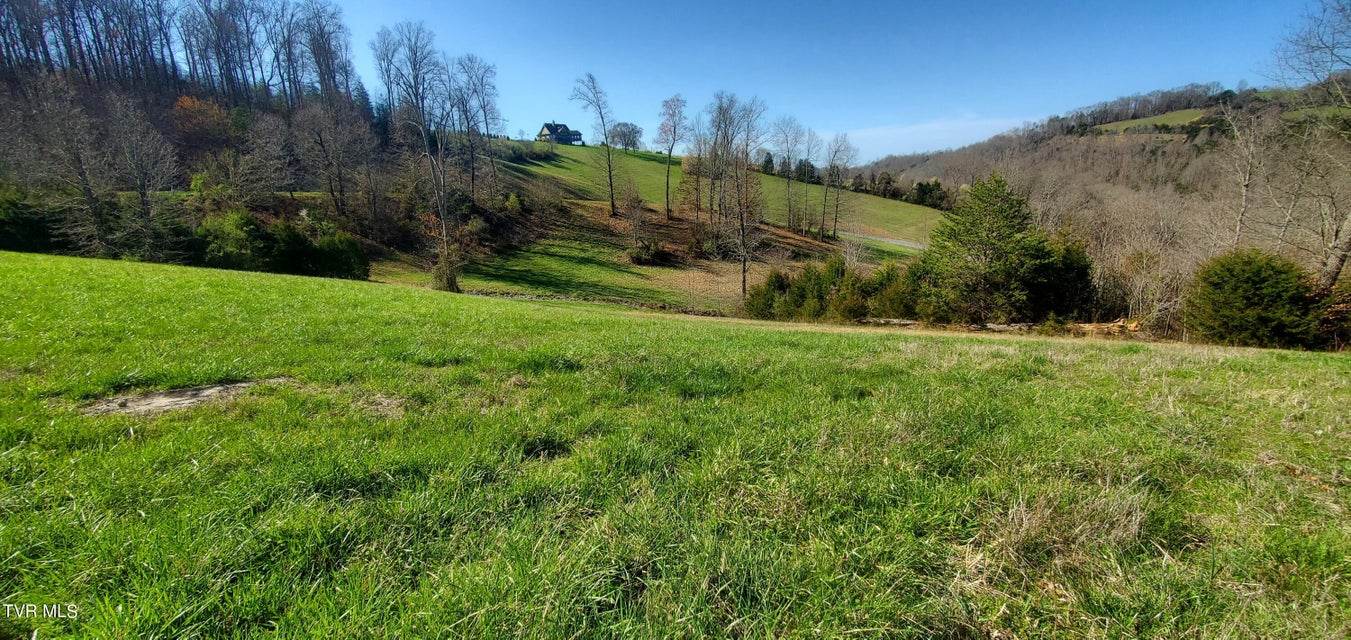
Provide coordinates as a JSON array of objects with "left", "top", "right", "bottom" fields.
[
  {"left": 1317, "top": 214, "right": 1351, "bottom": 295},
  {"left": 605, "top": 143, "right": 616, "bottom": 217},
  {"left": 663, "top": 147, "right": 673, "bottom": 220},
  {"left": 821, "top": 179, "right": 830, "bottom": 241},
  {"left": 832, "top": 185, "right": 842, "bottom": 238}
]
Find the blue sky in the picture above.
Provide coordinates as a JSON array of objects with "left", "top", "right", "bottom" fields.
[{"left": 335, "top": 0, "right": 1307, "bottom": 162}]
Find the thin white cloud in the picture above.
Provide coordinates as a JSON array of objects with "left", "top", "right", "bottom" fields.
[{"left": 845, "top": 116, "right": 1030, "bottom": 163}]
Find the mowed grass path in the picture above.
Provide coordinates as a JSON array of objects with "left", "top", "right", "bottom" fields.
[{"left": 2, "top": 252, "right": 1348, "bottom": 638}]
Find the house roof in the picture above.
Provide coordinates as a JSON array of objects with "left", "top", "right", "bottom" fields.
[{"left": 541, "top": 122, "right": 574, "bottom": 135}]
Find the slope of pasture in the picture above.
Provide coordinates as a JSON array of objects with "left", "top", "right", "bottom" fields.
[
  {"left": 757, "top": 172, "right": 940, "bottom": 245},
  {"left": 1095, "top": 108, "right": 1206, "bottom": 133},
  {"left": 369, "top": 201, "right": 817, "bottom": 312},
  {"left": 377, "top": 143, "right": 896, "bottom": 313},
  {"left": 523, "top": 144, "right": 941, "bottom": 245},
  {"left": 2, "top": 251, "right": 1349, "bottom": 638}
]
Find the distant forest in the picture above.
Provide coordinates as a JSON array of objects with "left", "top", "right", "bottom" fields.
[
  {"left": 0, "top": 0, "right": 563, "bottom": 287},
  {"left": 849, "top": 71, "right": 1350, "bottom": 332}
]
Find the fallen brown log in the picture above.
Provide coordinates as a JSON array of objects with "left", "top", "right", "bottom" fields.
[
  {"left": 1069, "top": 318, "right": 1142, "bottom": 336},
  {"left": 856, "top": 318, "right": 919, "bottom": 327}
]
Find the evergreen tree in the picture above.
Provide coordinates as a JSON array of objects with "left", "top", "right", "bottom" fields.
[
  {"left": 1184, "top": 249, "right": 1321, "bottom": 348},
  {"left": 909, "top": 173, "right": 1088, "bottom": 323}
]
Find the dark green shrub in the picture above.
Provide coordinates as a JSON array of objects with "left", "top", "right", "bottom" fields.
[
  {"left": 1317, "top": 280, "right": 1350, "bottom": 350},
  {"left": 1184, "top": 249, "right": 1321, "bottom": 349},
  {"left": 763, "top": 269, "right": 790, "bottom": 293},
  {"left": 745, "top": 276, "right": 780, "bottom": 319},
  {"left": 746, "top": 259, "right": 872, "bottom": 322},
  {"left": 870, "top": 258, "right": 928, "bottom": 319},
  {"left": 0, "top": 186, "right": 61, "bottom": 252},
  {"left": 198, "top": 214, "right": 367, "bottom": 280},
  {"left": 745, "top": 279, "right": 778, "bottom": 320},
  {"left": 882, "top": 252, "right": 945, "bottom": 321},
  {"left": 198, "top": 210, "right": 268, "bottom": 271},
  {"left": 827, "top": 290, "right": 869, "bottom": 321},
  {"left": 1025, "top": 237, "right": 1096, "bottom": 321},
  {"left": 267, "top": 220, "right": 316, "bottom": 275},
  {"left": 315, "top": 232, "right": 369, "bottom": 280},
  {"left": 823, "top": 254, "right": 847, "bottom": 283},
  {"left": 798, "top": 297, "right": 823, "bottom": 320},
  {"left": 626, "top": 243, "right": 659, "bottom": 265},
  {"left": 869, "top": 278, "right": 912, "bottom": 319},
  {"left": 1033, "top": 313, "right": 1073, "bottom": 336},
  {"left": 902, "top": 173, "right": 1097, "bottom": 324},
  {"left": 861, "top": 261, "right": 901, "bottom": 299}
]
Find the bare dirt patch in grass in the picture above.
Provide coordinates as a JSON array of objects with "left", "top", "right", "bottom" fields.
[
  {"left": 357, "top": 392, "right": 406, "bottom": 419},
  {"left": 83, "top": 378, "right": 290, "bottom": 415}
]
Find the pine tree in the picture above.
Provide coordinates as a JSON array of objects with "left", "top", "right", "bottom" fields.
[{"left": 912, "top": 173, "right": 1061, "bottom": 323}]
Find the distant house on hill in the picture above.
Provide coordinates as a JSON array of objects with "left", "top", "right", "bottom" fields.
[{"left": 537, "top": 121, "right": 583, "bottom": 145}]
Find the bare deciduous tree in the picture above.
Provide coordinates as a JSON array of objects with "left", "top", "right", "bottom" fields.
[
  {"left": 609, "top": 122, "right": 643, "bottom": 152},
  {"left": 829, "top": 134, "right": 858, "bottom": 239},
  {"left": 679, "top": 116, "right": 708, "bottom": 221},
  {"left": 107, "top": 94, "right": 178, "bottom": 259},
  {"left": 800, "top": 128, "right": 822, "bottom": 236},
  {"left": 294, "top": 101, "right": 373, "bottom": 220},
  {"left": 571, "top": 73, "right": 618, "bottom": 217},
  {"left": 655, "top": 94, "right": 688, "bottom": 220},
  {"left": 16, "top": 76, "right": 114, "bottom": 255},
  {"left": 373, "top": 20, "right": 461, "bottom": 288},
  {"left": 820, "top": 132, "right": 855, "bottom": 240},
  {"left": 772, "top": 116, "right": 803, "bottom": 231},
  {"left": 456, "top": 53, "right": 501, "bottom": 200},
  {"left": 1268, "top": 0, "right": 1351, "bottom": 293}
]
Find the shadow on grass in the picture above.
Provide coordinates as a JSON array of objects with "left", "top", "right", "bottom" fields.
[
  {"left": 463, "top": 257, "right": 667, "bottom": 302},
  {"left": 464, "top": 215, "right": 668, "bottom": 301}
]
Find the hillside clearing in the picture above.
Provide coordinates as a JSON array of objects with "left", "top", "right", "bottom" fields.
[
  {"left": 370, "top": 199, "right": 838, "bottom": 312},
  {"left": 2, "top": 251, "right": 1348, "bottom": 638},
  {"left": 518, "top": 144, "right": 941, "bottom": 245},
  {"left": 418, "top": 143, "right": 942, "bottom": 312},
  {"left": 1095, "top": 108, "right": 1206, "bottom": 133}
]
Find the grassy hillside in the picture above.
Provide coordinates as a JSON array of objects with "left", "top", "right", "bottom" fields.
[
  {"left": 519, "top": 145, "right": 941, "bottom": 245},
  {"left": 3, "top": 251, "right": 1348, "bottom": 638},
  {"left": 1095, "top": 108, "right": 1206, "bottom": 133},
  {"left": 370, "top": 202, "right": 817, "bottom": 312},
  {"left": 385, "top": 144, "right": 939, "bottom": 313}
]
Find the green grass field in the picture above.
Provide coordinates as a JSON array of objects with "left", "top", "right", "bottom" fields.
[
  {"left": 515, "top": 145, "right": 940, "bottom": 245},
  {"left": 3, "top": 251, "right": 1348, "bottom": 638},
  {"left": 1095, "top": 109, "right": 1206, "bottom": 133}
]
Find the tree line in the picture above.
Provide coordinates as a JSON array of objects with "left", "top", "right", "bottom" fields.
[
  {"left": 0, "top": 1, "right": 567, "bottom": 289},
  {"left": 562, "top": 74, "right": 862, "bottom": 296},
  {"left": 835, "top": 0, "right": 1351, "bottom": 338}
]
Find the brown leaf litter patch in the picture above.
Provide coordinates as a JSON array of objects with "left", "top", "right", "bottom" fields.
[
  {"left": 1257, "top": 450, "right": 1344, "bottom": 492},
  {"left": 83, "top": 378, "right": 291, "bottom": 416},
  {"left": 355, "top": 392, "right": 406, "bottom": 419}
]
